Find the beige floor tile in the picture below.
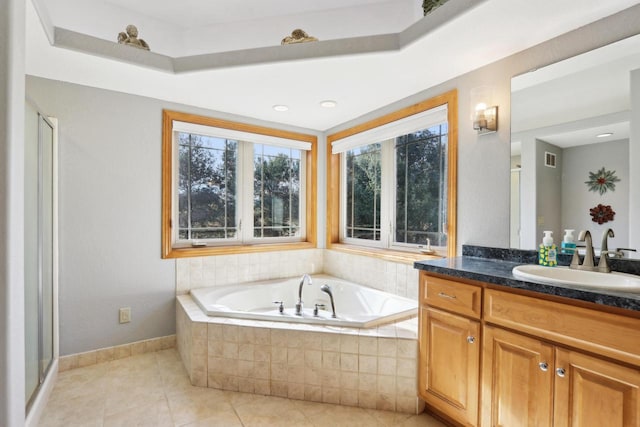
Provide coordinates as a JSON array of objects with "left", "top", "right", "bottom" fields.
[
  {"left": 103, "top": 384, "right": 167, "bottom": 417},
  {"left": 165, "top": 387, "right": 233, "bottom": 426},
  {"left": 398, "top": 413, "right": 449, "bottom": 427},
  {"left": 233, "top": 395, "right": 313, "bottom": 427},
  {"left": 179, "top": 411, "right": 244, "bottom": 427},
  {"left": 102, "top": 397, "right": 173, "bottom": 427},
  {"left": 299, "top": 403, "right": 380, "bottom": 427},
  {"left": 39, "top": 348, "right": 448, "bottom": 427},
  {"left": 38, "top": 393, "right": 105, "bottom": 427},
  {"left": 365, "top": 408, "right": 414, "bottom": 426}
]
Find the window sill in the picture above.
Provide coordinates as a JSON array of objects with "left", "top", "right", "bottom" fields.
[
  {"left": 163, "top": 241, "right": 316, "bottom": 259},
  {"left": 327, "top": 243, "right": 444, "bottom": 265}
]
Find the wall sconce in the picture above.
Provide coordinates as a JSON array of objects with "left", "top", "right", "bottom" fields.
[{"left": 470, "top": 86, "right": 498, "bottom": 135}]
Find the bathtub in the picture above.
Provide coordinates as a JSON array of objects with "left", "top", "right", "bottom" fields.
[{"left": 190, "top": 274, "right": 418, "bottom": 328}]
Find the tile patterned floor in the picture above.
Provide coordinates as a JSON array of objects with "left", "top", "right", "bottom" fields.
[{"left": 39, "top": 349, "right": 447, "bottom": 426}]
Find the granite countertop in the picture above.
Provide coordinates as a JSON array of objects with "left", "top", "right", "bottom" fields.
[{"left": 414, "top": 247, "right": 640, "bottom": 313}]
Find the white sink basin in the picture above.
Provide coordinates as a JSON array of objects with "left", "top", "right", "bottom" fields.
[{"left": 512, "top": 265, "right": 640, "bottom": 293}]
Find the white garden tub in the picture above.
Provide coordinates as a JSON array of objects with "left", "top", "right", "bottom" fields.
[{"left": 190, "top": 274, "right": 418, "bottom": 328}]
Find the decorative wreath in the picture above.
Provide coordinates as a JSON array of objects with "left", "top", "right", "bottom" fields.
[
  {"left": 585, "top": 167, "right": 620, "bottom": 195},
  {"left": 589, "top": 204, "right": 615, "bottom": 224}
]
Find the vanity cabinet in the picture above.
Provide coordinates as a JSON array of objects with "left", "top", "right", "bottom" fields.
[
  {"left": 481, "top": 326, "right": 554, "bottom": 426},
  {"left": 419, "top": 275, "right": 481, "bottom": 426},
  {"left": 419, "top": 272, "right": 640, "bottom": 427}
]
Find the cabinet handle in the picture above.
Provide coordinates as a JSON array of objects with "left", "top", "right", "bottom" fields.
[
  {"left": 438, "top": 292, "right": 457, "bottom": 300},
  {"left": 538, "top": 362, "right": 548, "bottom": 372},
  {"left": 556, "top": 367, "right": 566, "bottom": 378},
  {"left": 466, "top": 336, "right": 475, "bottom": 344}
]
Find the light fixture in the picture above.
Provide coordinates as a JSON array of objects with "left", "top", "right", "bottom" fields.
[
  {"left": 320, "top": 100, "right": 337, "bottom": 108},
  {"left": 596, "top": 132, "right": 613, "bottom": 138},
  {"left": 470, "top": 86, "right": 498, "bottom": 135},
  {"left": 273, "top": 105, "right": 289, "bottom": 112}
]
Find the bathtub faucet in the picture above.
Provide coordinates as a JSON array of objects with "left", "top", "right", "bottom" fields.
[
  {"left": 295, "top": 274, "right": 312, "bottom": 316},
  {"left": 320, "top": 284, "right": 337, "bottom": 318}
]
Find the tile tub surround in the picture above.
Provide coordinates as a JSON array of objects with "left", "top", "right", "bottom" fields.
[
  {"left": 176, "top": 249, "right": 324, "bottom": 295},
  {"left": 176, "top": 248, "right": 420, "bottom": 300},
  {"left": 177, "top": 295, "right": 423, "bottom": 414}
]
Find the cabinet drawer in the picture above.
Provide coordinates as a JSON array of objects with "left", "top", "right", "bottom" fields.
[
  {"left": 422, "top": 275, "right": 481, "bottom": 319},
  {"left": 484, "top": 288, "right": 640, "bottom": 367}
]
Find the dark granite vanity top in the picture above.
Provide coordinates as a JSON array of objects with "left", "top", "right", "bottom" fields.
[{"left": 414, "top": 245, "right": 640, "bottom": 313}]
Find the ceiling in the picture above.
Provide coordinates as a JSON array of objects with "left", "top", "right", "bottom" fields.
[
  {"left": 511, "top": 34, "right": 640, "bottom": 149},
  {"left": 26, "top": 0, "right": 640, "bottom": 131}
]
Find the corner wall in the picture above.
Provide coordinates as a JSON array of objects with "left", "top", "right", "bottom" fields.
[
  {"left": 0, "top": 0, "right": 26, "bottom": 424},
  {"left": 25, "top": 76, "right": 322, "bottom": 355}
]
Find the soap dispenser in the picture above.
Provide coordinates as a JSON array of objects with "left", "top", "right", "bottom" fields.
[
  {"left": 539, "top": 230, "right": 558, "bottom": 267},
  {"left": 561, "top": 229, "right": 576, "bottom": 255}
]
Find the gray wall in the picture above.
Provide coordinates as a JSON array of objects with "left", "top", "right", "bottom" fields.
[
  {"left": 536, "top": 140, "right": 563, "bottom": 243},
  {"left": 26, "top": 76, "right": 322, "bottom": 355},
  {"left": 631, "top": 68, "right": 640, "bottom": 254},
  {"left": 562, "top": 139, "right": 629, "bottom": 249},
  {"left": 1, "top": 0, "right": 26, "bottom": 423}
]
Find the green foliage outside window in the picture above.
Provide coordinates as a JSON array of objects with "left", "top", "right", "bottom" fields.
[
  {"left": 178, "top": 133, "right": 237, "bottom": 240},
  {"left": 395, "top": 125, "right": 448, "bottom": 246}
]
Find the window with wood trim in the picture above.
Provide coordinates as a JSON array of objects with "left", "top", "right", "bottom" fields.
[
  {"left": 162, "top": 110, "right": 317, "bottom": 258},
  {"left": 326, "top": 90, "right": 457, "bottom": 258}
]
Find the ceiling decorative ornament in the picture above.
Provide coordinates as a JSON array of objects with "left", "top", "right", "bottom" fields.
[
  {"left": 423, "top": 0, "right": 451, "bottom": 16},
  {"left": 281, "top": 29, "right": 319, "bottom": 45},
  {"left": 117, "top": 24, "right": 150, "bottom": 50}
]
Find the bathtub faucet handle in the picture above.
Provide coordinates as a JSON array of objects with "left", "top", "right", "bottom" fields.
[
  {"left": 272, "top": 301, "right": 284, "bottom": 314},
  {"left": 313, "top": 303, "right": 326, "bottom": 317},
  {"left": 296, "top": 274, "right": 312, "bottom": 316}
]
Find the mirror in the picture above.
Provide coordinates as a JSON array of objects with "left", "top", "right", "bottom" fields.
[{"left": 510, "top": 34, "right": 640, "bottom": 259}]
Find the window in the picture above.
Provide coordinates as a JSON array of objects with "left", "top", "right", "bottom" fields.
[
  {"left": 162, "top": 110, "right": 317, "bottom": 258},
  {"left": 327, "top": 91, "right": 457, "bottom": 258}
]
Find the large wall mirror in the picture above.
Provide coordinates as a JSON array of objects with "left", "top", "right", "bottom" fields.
[{"left": 510, "top": 34, "right": 640, "bottom": 258}]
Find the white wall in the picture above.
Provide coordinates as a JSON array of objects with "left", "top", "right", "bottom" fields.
[
  {"left": 0, "top": 0, "right": 26, "bottom": 424},
  {"left": 631, "top": 69, "right": 640, "bottom": 255}
]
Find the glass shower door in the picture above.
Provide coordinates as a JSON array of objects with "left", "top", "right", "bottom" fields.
[{"left": 25, "top": 103, "right": 55, "bottom": 409}]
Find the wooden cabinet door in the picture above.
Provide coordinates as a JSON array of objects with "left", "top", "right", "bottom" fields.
[
  {"left": 420, "top": 307, "right": 480, "bottom": 426},
  {"left": 481, "top": 326, "right": 554, "bottom": 427},
  {"left": 554, "top": 348, "right": 640, "bottom": 427}
]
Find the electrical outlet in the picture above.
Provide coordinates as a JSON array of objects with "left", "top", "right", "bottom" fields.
[{"left": 119, "top": 307, "right": 131, "bottom": 324}]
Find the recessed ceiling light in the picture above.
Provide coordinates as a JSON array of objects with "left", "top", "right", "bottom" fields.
[
  {"left": 320, "top": 100, "right": 337, "bottom": 108},
  {"left": 596, "top": 132, "right": 613, "bottom": 138},
  {"left": 273, "top": 105, "right": 289, "bottom": 112}
]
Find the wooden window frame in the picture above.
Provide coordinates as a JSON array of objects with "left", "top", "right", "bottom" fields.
[
  {"left": 326, "top": 90, "right": 458, "bottom": 262},
  {"left": 162, "top": 109, "right": 317, "bottom": 258}
]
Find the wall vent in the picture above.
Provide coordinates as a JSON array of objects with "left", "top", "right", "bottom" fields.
[{"left": 544, "top": 151, "right": 556, "bottom": 168}]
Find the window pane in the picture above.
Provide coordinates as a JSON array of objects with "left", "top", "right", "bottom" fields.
[
  {"left": 346, "top": 144, "right": 381, "bottom": 240},
  {"left": 178, "top": 133, "right": 237, "bottom": 240},
  {"left": 253, "top": 144, "right": 301, "bottom": 238},
  {"left": 395, "top": 124, "right": 448, "bottom": 246}
]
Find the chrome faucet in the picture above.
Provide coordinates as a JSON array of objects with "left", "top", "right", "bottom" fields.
[
  {"left": 295, "top": 274, "right": 312, "bottom": 316},
  {"left": 320, "top": 284, "right": 337, "bottom": 318},
  {"left": 597, "top": 228, "right": 615, "bottom": 273},
  {"left": 570, "top": 230, "right": 596, "bottom": 271}
]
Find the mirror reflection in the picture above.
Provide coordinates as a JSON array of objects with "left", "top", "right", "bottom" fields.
[{"left": 510, "top": 35, "right": 640, "bottom": 258}]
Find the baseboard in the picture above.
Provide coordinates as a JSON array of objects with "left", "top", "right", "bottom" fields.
[{"left": 58, "top": 334, "right": 176, "bottom": 372}]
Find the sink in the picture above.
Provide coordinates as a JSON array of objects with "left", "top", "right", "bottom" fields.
[{"left": 512, "top": 265, "right": 640, "bottom": 293}]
